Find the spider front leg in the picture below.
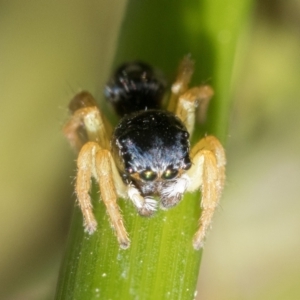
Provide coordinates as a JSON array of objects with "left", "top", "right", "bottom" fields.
[
  {"left": 186, "top": 136, "right": 226, "bottom": 250},
  {"left": 76, "top": 142, "right": 130, "bottom": 249},
  {"left": 64, "top": 91, "right": 129, "bottom": 248}
]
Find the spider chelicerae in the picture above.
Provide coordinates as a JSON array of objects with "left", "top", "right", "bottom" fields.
[{"left": 63, "top": 56, "right": 226, "bottom": 250}]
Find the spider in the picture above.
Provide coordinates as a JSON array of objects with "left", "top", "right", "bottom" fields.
[{"left": 63, "top": 56, "right": 226, "bottom": 250}]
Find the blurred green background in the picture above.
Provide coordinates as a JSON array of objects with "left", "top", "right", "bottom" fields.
[{"left": 0, "top": 1, "right": 300, "bottom": 299}]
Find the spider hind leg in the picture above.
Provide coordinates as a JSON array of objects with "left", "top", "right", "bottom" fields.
[{"left": 64, "top": 91, "right": 130, "bottom": 248}]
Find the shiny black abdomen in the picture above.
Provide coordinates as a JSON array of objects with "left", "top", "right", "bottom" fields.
[{"left": 105, "top": 62, "right": 166, "bottom": 117}]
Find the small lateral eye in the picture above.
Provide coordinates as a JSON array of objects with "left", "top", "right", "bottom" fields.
[
  {"left": 140, "top": 170, "right": 157, "bottom": 181},
  {"left": 162, "top": 168, "right": 178, "bottom": 180}
]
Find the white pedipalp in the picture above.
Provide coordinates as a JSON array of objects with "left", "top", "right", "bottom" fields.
[
  {"left": 160, "top": 173, "right": 190, "bottom": 200},
  {"left": 127, "top": 184, "right": 157, "bottom": 212},
  {"left": 144, "top": 197, "right": 158, "bottom": 211}
]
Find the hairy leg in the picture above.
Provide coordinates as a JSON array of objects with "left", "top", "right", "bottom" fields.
[
  {"left": 76, "top": 142, "right": 130, "bottom": 249},
  {"left": 187, "top": 135, "right": 226, "bottom": 249},
  {"left": 63, "top": 91, "right": 112, "bottom": 151}
]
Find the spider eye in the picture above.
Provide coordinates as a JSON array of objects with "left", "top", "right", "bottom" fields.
[
  {"left": 162, "top": 168, "right": 178, "bottom": 180},
  {"left": 140, "top": 170, "right": 157, "bottom": 181}
]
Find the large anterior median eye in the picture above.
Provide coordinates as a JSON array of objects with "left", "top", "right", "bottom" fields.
[
  {"left": 140, "top": 170, "right": 157, "bottom": 181},
  {"left": 162, "top": 168, "right": 178, "bottom": 180}
]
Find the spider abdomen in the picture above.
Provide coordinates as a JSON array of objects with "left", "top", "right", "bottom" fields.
[{"left": 104, "top": 62, "right": 166, "bottom": 117}]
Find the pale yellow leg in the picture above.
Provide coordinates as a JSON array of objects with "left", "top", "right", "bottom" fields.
[
  {"left": 175, "top": 85, "right": 214, "bottom": 137},
  {"left": 187, "top": 136, "right": 226, "bottom": 250},
  {"left": 167, "top": 56, "right": 194, "bottom": 113},
  {"left": 95, "top": 149, "right": 130, "bottom": 249},
  {"left": 63, "top": 91, "right": 112, "bottom": 151},
  {"left": 76, "top": 142, "right": 98, "bottom": 234},
  {"left": 76, "top": 142, "right": 130, "bottom": 249}
]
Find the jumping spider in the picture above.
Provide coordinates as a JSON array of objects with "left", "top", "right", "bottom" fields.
[{"left": 63, "top": 56, "right": 226, "bottom": 250}]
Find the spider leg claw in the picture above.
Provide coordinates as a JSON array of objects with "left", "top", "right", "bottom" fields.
[{"left": 84, "top": 219, "right": 98, "bottom": 234}]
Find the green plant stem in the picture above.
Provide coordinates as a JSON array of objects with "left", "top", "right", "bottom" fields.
[{"left": 56, "top": 1, "right": 253, "bottom": 299}]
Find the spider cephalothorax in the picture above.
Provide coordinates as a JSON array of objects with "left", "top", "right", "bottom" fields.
[
  {"left": 64, "top": 56, "right": 226, "bottom": 250},
  {"left": 112, "top": 109, "right": 191, "bottom": 210}
]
